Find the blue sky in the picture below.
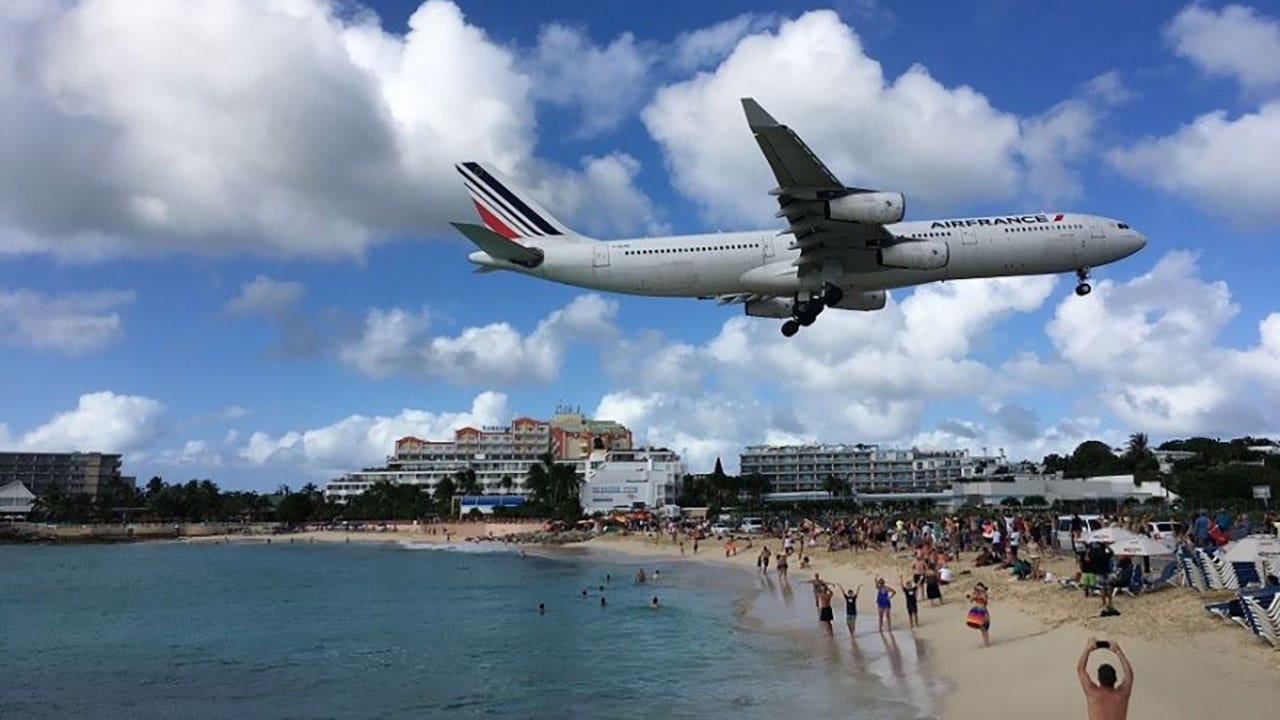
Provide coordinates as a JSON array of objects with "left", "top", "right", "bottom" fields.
[{"left": 1, "top": 1, "right": 1279, "bottom": 490}]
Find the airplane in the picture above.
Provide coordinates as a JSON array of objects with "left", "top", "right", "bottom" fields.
[{"left": 452, "top": 98, "right": 1147, "bottom": 337}]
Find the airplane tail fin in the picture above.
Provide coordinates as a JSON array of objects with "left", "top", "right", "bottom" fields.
[{"left": 455, "top": 161, "right": 586, "bottom": 243}]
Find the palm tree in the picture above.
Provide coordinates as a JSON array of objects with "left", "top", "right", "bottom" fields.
[
  {"left": 526, "top": 452, "right": 580, "bottom": 517},
  {"left": 823, "top": 474, "right": 847, "bottom": 499},
  {"left": 1125, "top": 433, "right": 1151, "bottom": 460},
  {"left": 433, "top": 476, "right": 457, "bottom": 514},
  {"left": 499, "top": 475, "right": 515, "bottom": 495},
  {"left": 454, "top": 468, "right": 483, "bottom": 497}
]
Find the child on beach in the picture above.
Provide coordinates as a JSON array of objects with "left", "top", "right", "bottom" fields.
[
  {"left": 900, "top": 575, "right": 920, "bottom": 628},
  {"left": 838, "top": 583, "right": 862, "bottom": 636},
  {"left": 965, "top": 583, "right": 990, "bottom": 647},
  {"left": 875, "top": 578, "right": 896, "bottom": 632}
]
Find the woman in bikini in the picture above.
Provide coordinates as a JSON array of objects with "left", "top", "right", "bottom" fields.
[{"left": 965, "top": 582, "right": 991, "bottom": 647}]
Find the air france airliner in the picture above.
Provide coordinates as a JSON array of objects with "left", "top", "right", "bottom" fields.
[{"left": 453, "top": 99, "right": 1146, "bottom": 337}]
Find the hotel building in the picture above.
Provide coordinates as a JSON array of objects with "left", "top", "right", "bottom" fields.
[
  {"left": 0, "top": 451, "right": 127, "bottom": 500},
  {"left": 324, "top": 407, "right": 633, "bottom": 503},
  {"left": 739, "top": 443, "right": 976, "bottom": 494}
]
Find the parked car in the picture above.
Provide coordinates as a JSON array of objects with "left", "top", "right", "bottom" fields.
[
  {"left": 739, "top": 517, "right": 765, "bottom": 534},
  {"left": 1055, "top": 514, "right": 1104, "bottom": 550},
  {"left": 1145, "top": 521, "right": 1184, "bottom": 549},
  {"left": 709, "top": 522, "right": 734, "bottom": 538}
]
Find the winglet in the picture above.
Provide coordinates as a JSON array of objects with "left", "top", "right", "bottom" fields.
[{"left": 742, "top": 98, "right": 780, "bottom": 129}]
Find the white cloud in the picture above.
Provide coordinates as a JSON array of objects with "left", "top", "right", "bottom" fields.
[
  {"left": 642, "top": 10, "right": 1106, "bottom": 226},
  {"left": 339, "top": 294, "right": 618, "bottom": 384},
  {"left": 531, "top": 25, "right": 651, "bottom": 138},
  {"left": 1165, "top": 4, "right": 1280, "bottom": 93},
  {"left": 669, "top": 13, "right": 778, "bottom": 72},
  {"left": 596, "top": 275, "right": 1059, "bottom": 469},
  {"left": 223, "top": 275, "right": 305, "bottom": 317},
  {"left": 1107, "top": 102, "right": 1280, "bottom": 227},
  {"left": 0, "top": 287, "right": 135, "bottom": 354},
  {"left": 14, "top": 391, "right": 164, "bottom": 453},
  {"left": 239, "top": 391, "right": 510, "bottom": 472},
  {"left": 0, "top": 0, "right": 661, "bottom": 260},
  {"left": 1046, "top": 251, "right": 1278, "bottom": 434}
]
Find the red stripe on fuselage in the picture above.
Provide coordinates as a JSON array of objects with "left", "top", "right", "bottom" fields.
[
  {"left": 473, "top": 200, "right": 519, "bottom": 240},
  {"left": 1053, "top": 213, "right": 1064, "bottom": 222}
]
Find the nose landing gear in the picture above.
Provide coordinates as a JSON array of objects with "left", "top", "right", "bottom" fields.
[{"left": 1074, "top": 268, "right": 1092, "bottom": 297}]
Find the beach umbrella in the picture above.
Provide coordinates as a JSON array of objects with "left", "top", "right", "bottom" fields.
[
  {"left": 1107, "top": 534, "right": 1173, "bottom": 557},
  {"left": 1082, "top": 527, "right": 1143, "bottom": 545},
  {"left": 1222, "top": 535, "right": 1280, "bottom": 562}
]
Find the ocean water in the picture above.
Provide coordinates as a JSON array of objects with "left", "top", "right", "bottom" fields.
[{"left": 1, "top": 542, "right": 940, "bottom": 719}]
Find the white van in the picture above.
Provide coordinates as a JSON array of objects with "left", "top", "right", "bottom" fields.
[
  {"left": 739, "top": 517, "right": 765, "bottom": 534},
  {"left": 1055, "top": 515, "right": 1104, "bottom": 551}
]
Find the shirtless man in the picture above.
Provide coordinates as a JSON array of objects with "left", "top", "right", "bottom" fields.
[
  {"left": 814, "top": 582, "right": 835, "bottom": 636},
  {"left": 1077, "top": 637, "right": 1133, "bottom": 720}
]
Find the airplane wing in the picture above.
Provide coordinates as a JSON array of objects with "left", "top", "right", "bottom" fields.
[{"left": 742, "top": 98, "right": 896, "bottom": 274}]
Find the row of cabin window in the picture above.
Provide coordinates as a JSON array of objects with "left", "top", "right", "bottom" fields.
[
  {"left": 623, "top": 243, "right": 759, "bottom": 256},
  {"left": 1003, "top": 224, "right": 1084, "bottom": 232}
]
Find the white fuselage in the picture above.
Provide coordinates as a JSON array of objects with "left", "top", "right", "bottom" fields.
[{"left": 468, "top": 213, "right": 1147, "bottom": 299}]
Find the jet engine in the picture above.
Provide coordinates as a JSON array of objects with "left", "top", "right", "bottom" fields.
[
  {"left": 744, "top": 298, "right": 793, "bottom": 319},
  {"left": 877, "top": 240, "right": 948, "bottom": 270},
  {"left": 829, "top": 290, "right": 887, "bottom": 311},
  {"left": 826, "top": 191, "right": 905, "bottom": 224}
]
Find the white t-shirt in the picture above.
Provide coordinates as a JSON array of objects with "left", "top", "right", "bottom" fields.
[{"left": 939, "top": 567, "right": 952, "bottom": 583}]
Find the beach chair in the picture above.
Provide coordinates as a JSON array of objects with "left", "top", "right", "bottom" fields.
[
  {"left": 1141, "top": 560, "right": 1179, "bottom": 594},
  {"left": 1204, "top": 600, "right": 1234, "bottom": 620},
  {"left": 1179, "top": 554, "right": 1210, "bottom": 592},
  {"left": 1241, "top": 597, "right": 1280, "bottom": 648},
  {"left": 1232, "top": 561, "right": 1262, "bottom": 588},
  {"left": 1196, "top": 549, "right": 1240, "bottom": 590}
]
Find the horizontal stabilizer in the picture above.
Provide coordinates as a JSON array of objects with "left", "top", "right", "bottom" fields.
[{"left": 451, "top": 222, "right": 544, "bottom": 268}]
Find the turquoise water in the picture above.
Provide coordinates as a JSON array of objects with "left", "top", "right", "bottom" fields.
[{"left": 1, "top": 542, "right": 938, "bottom": 718}]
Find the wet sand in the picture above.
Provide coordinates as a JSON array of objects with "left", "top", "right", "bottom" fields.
[{"left": 588, "top": 532, "right": 1280, "bottom": 719}]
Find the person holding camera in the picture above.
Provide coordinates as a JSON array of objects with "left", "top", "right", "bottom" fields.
[{"left": 1077, "top": 637, "right": 1133, "bottom": 719}]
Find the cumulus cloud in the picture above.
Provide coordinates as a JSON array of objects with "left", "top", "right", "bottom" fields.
[
  {"left": 1108, "top": 102, "right": 1280, "bottom": 227},
  {"left": 593, "top": 275, "right": 1059, "bottom": 469},
  {"left": 339, "top": 294, "right": 618, "bottom": 384},
  {"left": 239, "top": 391, "right": 511, "bottom": 472},
  {"left": 1046, "top": 251, "right": 1278, "bottom": 434},
  {"left": 0, "top": 287, "right": 135, "bottom": 354},
  {"left": 0, "top": 0, "right": 661, "bottom": 259},
  {"left": 11, "top": 391, "right": 164, "bottom": 453},
  {"left": 1165, "top": 3, "right": 1280, "bottom": 93},
  {"left": 642, "top": 11, "right": 1110, "bottom": 226}
]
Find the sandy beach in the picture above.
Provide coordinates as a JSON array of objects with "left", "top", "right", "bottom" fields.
[{"left": 583, "top": 532, "right": 1280, "bottom": 719}]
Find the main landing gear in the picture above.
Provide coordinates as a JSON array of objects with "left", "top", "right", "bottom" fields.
[
  {"left": 1074, "top": 268, "right": 1092, "bottom": 297},
  {"left": 780, "top": 284, "right": 844, "bottom": 337}
]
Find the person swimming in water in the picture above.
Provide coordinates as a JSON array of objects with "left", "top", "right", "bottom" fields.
[
  {"left": 600, "top": 597, "right": 607, "bottom": 607},
  {"left": 538, "top": 603, "right": 545, "bottom": 615},
  {"left": 651, "top": 596, "right": 660, "bottom": 608}
]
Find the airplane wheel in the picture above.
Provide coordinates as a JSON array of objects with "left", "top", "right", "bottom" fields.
[
  {"left": 781, "top": 320, "right": 800, "bottom": 337},
  {"left": 1075, "top": 282, "right": 1092, "bottom": 297},
  {"left": 823, "top": 286, "right": 844, "bottom": 307},
  {"left": 798, "top": 313, "right": 816, "bottom": 327}
]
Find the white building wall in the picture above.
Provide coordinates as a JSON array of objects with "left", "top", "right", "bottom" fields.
[{"left": 580, "top": 450, "right": 684, "bottom": 515}]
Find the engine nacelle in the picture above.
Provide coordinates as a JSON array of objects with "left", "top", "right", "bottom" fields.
[
  {"left": 877, "top": 240, "right": 948, "bottom": 270},
  {"left": 830, "top": 290, "right": 887, "bottom": 312},
  {"left": 744, "top": 298, "right": 793, "bottom": 319},
  {"left": 826, "top": 191, "right": 905, "bottom": 224}
]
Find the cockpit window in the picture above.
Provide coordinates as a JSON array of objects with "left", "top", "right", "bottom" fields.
[{"left": 1117, "top": 223, "right": 1130, "bottom": 229}]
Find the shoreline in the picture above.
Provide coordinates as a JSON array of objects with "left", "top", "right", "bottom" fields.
[
  {"left": 580, "top": 532, "right": 1280, "bottom": 719},
  {"left": 23, "top": 526, "right": 1280, "bottom": 717}
]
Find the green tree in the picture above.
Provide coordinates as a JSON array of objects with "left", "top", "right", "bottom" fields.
[
  {"left": 433, "top": 476, "right": 457, "bottom": 514},
  {"left": 525, "top": 452, "right": 581, "bottom": 519},
  {"left": 823, "top": 474, "right": 847, "bottom": 499}
]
